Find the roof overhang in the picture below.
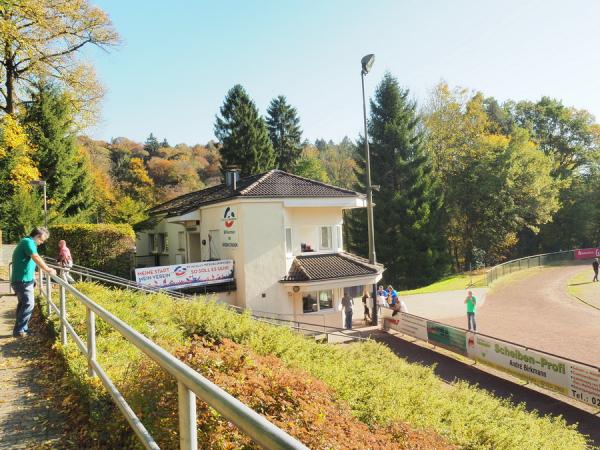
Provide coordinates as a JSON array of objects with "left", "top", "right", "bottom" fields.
[
  {"left": 280, "top": 273, "right": 383, "bottom": 291},
  {"left": 283, "top": 197, "right": 366, "bottom": 209},
  {"left": 166, "top": 210, "right": 201, "bottom": 223}
]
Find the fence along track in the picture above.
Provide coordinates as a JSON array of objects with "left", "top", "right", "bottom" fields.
[{"left": 37, "top": 268, "right": 309, "bottom": 450}]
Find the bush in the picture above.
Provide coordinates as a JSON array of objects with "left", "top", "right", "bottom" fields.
[
  {"left": 46, "top": 223, "right": 135, "bottom": 278},
  {"left": 43, "top": 283, "right": 590, "bottom": 449}
]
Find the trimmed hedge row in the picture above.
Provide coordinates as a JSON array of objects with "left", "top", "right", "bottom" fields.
[{"left": 46, "top": 223, "right": 135, "bottom": 278}]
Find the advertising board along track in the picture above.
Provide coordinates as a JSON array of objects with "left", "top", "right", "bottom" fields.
[{"left": 384, "top": 314, "right": 600, "bottom": 409}]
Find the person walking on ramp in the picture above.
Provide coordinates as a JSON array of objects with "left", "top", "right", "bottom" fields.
[
  {"left": 11, "top": 227, "right": 56, "bottom": 337},
  {"left": 464, "top": 290, "right": 477, "bottom": 332},
  {"left": 593, "top": 258, "right": 599, "bottom": 282}
]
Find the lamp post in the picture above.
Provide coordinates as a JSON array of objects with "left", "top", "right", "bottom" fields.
[
  {"left": 30, "top": 180, "right": 47, "bottom": 228},
  {"left": 360, "top": 54, "right": 378, "bottom": 326}
]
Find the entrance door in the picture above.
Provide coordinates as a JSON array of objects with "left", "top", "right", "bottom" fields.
[
  {"left": 188, "top": 232, "right": 201, "bottom": 262},
  {"left": 209, "top": 230, "right": 220, "bottom": 260}
]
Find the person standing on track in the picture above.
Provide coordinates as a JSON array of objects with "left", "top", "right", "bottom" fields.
[
  {"left": 593, "top": 258, "right": 599, "bottom": 282},
  {"left": 464, "top": 290, "right": 477, "bottom": 332}
]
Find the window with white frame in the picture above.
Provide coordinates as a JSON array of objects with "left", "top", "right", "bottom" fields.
[
  {"left": 320, "top": 226, "right": 333, "bottom": 251},
  {"left": 148, "top": 233, "right": 156, "bottom": 253},
  {"left": 178, "top": 231, "right": 185, "bottom": 251},
  {"left": 302, "top": 289, "right": 334, "bottom": 313},
  {"left": 336, "top": 225, "right": 342, "bottom": 251},
  {"left": 285, "top": 228, "right": 292, "bottom": 255}
]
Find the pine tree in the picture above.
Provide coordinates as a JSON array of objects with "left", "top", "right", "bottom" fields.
[
  {"left": 144, "top": 133, "right": 160, "bottom": 158},
  {"left": 348, "top": 72, "right": 449, "bottom": 288},
  {"left": 22, "top": 83, "right": 96, "bottom": 222},
  {"left": 214, "top": 85, "right": 275, "bottom": 177},
  {"left": 266, "top": 95, "right": 303, "bottom": 171}
]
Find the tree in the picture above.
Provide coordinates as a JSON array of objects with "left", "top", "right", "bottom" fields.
[
  {"left": 214, "top": 85, "right": 275, "bottom": 177},
  {"left": 423, "top": 83, "right": 560, "bottom": 267},
  {"left": 0, "top": 115, "right": 40, "bottom": 240},
  {"left": 266, "top": 95, "right": 303, "bottom": 171},
  {"left": 144, "top": 133, "right": 160, "bottom": 159},
  {"left": 292, "top": 146, "right": 329, "bottom": 182},
  {"left": 349, "top": 73, "right": 449, "bottom": 288},
  {"left": 320, "top": 137, "right": 358, "bottom": 189},
  {"left": 22, "top": 83, "right": 96, "bottom": 221},
  {"left": 0, "top": 0, "right": 119, "bottom": 123}
]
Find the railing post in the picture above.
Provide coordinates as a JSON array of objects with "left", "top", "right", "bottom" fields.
[
  {"left": 46, "top": 272, "right": 52, "bottom": 316},
  {"left": 87, "top": 307, "right": 97, "bottom": 377},
  {"left": 38, "top": 268, "right": 43, "bottom": 295},
  {"left": 177, "top": 381, "right": 197, "bottom": 450},
  {"left": 60, "top": 284, "right": 67, "bottom": 345}
]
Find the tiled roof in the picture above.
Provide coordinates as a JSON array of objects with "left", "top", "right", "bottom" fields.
[
  {"left": 281, "top": 252, "right": 384, "bottom": 283},
  {"left": 149, "top": 170, "right": 363, "bottom": 217}
]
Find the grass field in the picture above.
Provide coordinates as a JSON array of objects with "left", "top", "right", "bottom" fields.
[{"left": 398, "top": 271, "right": 487, "bottom": 295}]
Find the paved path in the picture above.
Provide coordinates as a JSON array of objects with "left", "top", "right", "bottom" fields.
[
  {"left": 0, "top": 245, "right": 15, "bottom": 266},
  {"left": 0, "top": 281, "right": 65, "bottom": 448},
  {"left": 400, "top": 287, "right": 487, "bottom": 320},
  {"left": 405, "top": 265, "right": 600, "bottom": 366}
]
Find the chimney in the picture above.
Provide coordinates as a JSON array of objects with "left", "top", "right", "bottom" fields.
[{"left": 225, "top": 167, "right": 240, "bottom": 190}]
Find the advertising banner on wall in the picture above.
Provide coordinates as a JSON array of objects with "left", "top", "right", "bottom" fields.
[
  {"left": 384, "top": 314, "right": 428, "bottom": 341},
  {"left": 574, "top": 247, "right": 600, "bottom": 260},
  {"left": 469, "top": 334, "right": 570, "bottom": 394},
  {"left": 135, "top": 260, "right": 234, "bottom": 289},
  {"left": 427, "top": 321, "right": 467, "bottom": 355},
  {"left": 569, "top": 362, "right": 600, "bottom": 408},
  {"left": 222, "top": 206, "right": 238, "bottom": 248}
]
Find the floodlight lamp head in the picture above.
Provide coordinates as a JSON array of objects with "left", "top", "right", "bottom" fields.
[{"left": 361, "top": 54, "right": 375, "bottom": 75}]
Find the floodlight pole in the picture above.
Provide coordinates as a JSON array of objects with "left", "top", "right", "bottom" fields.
[{"left": 361, "top": 55, "right": 378, "bottom": 326}]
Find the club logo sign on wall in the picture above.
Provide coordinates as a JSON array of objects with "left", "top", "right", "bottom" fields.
[{"left": 222, "top": 206, "right": 238, "bottom": 247}]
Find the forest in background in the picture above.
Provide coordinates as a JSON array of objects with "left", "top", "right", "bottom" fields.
[{"left": 1, "top": 1, "right": 600, "bottom": 289}]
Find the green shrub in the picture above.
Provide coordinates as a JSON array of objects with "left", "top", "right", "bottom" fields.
[
  {"left": 46, "top": 223, "right": 135, "bottom": 278},
  {"left": 43, "top": 283, "right": 591, "bottom": 450}
]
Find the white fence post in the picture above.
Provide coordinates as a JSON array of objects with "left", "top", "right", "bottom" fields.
[
  {"left": 46, "top": 272, "right": 52, "bottom": 316},
  {"left": 87, "top": 307, "right": 97, "bottom": 377},
  {"left": 178, "top": 381, "right": 198, "bottom": 450},
  {"left": 38, "top": 268, "right": 43, "bottom": 295},
  {"left": 60, "top": 283, "right": 67, "bottom": 345}
]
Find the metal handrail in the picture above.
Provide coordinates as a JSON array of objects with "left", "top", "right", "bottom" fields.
[
  {"left": 486, "top": 250, "right": 575, "bottom": 285},
  {"left": 38, "top": 269, "right": 308, "bottom": 450},
  {"left": 45, "top": 260, "right": 361, "bottom": 340}
]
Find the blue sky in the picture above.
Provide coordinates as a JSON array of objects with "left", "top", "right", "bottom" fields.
[{"left": 86, "top": 0, "right": 600, "bottom": 145}]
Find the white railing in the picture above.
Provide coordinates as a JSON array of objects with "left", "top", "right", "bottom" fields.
[
  {"left": 37, "top": 268, "right": 308, "bottom": 450},
  {"left": 486, "top": 250, "right": 575, "bottom": 285}
]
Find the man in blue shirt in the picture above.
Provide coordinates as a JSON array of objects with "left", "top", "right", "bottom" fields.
[{"left": 11, "top": 227, "right": 56, "bottom": 337}]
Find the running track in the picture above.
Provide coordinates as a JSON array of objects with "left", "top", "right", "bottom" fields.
[{"left": 442, "top": 264, "right": 600, "bottom": 366}]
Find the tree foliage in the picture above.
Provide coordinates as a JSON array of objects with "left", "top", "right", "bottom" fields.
[
  {"left": 214, "top": 84, "right": 275, "bottom": 177},
  {"left": 349, "top": 73, "right": 449, "bottom": 288},
  {"left": 0, "top": 0, "right": 119, "bottom": 124},
  {"left": 22, "top": 83, "right": 96, "bottom": 222},
  {"left": 266, "top": 95, "right": 303, "bottom": 171},
  {"left": 423, "top": 83, "right": 560, "bottom": 267}
]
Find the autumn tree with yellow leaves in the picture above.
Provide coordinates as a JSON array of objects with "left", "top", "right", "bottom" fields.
[{"left": 0, "top": 0, "right": 119, "bottom": 124}]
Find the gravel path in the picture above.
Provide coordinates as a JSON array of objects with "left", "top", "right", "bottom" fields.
[
  {"left": 0, "top": 281, "right": 66, "bottom": 448},
  {"left": 440, "top": 265, "right": 600, "bottom": 366}
]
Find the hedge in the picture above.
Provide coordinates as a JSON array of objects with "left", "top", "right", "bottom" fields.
[
  {"left": 43, "top": 283, "right": 590, "bottom": 449},
  {"left": 46, "top": 223, "right": 135, "bottom": 278}
]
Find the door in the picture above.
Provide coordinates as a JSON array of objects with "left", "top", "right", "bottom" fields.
[
  {"left": 209, "top": 230, "right": 220, "bottom": 260},
  {"left": 188, "top": 232, "right": 201, "bottom": 262}
]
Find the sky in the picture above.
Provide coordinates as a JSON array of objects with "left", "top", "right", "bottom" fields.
[{"left": 85, "top": 0, "right": 600, "bottom": 146}]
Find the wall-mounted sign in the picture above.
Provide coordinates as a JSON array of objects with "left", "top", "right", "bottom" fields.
[
  {"left": 135, "top": 260, "right": 234, "bottom": 290},
  {"left": 222, "top": 206, "right": 238, "bottom": 248}
]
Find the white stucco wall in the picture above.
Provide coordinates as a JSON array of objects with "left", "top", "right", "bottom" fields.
[
  {"left": 136, "top": 220, "right": 187, "bottom": 267},
  {"left": 238, "top": 201, "right": 291, "bottom": 315}
]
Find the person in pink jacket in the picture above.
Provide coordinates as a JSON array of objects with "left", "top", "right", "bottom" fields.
[{"left": 57, "top": 240, "right": 75, "bottom": 283}]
